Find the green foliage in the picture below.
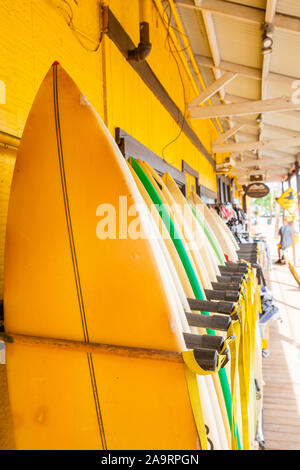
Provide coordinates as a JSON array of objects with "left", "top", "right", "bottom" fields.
[{"left": 253, "top": 190, "right": 275, "bottom": 215}]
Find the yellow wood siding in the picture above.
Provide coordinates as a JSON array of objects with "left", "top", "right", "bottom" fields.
[
  {"left": 0, "top": 147, "right": 16, "bottom": 298},
  {"left": 0, "top": 0, "right": 222, "bottom": 301}
]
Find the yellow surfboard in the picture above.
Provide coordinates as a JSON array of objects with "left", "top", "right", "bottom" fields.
[
  {"left": 133, "top": 162, "right": 229, "bottom": 449},
  {"left": 127, "top": 162, "right": 228, "bottom": 450},
  {"left": 189, "top": 192, "right": 238, "bottom": 262},
  {"left": 4, "top": 64, "right": 200, "bottom": 450}
]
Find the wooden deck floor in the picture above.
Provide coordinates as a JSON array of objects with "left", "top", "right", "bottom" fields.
[{"left": 262, "top": 262, "right": 300, "bottom": 450}]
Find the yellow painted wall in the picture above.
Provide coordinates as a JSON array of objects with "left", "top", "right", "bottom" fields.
[
  {"left": 0, "top": 0, "right": 218, "bottom": 181},
  {"left": 0, "top": 0, "right": 221, "bottom": 299},
  {"left": 0, "top": 147, "right": 16, "bottom": 298}
]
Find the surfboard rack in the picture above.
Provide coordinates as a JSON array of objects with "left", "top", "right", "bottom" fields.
[
  {"left": 205, "top": 289, "right": 239, "bottom": 302},
  {"left": 211, "top": 281, "right": 241, "bottom": 291},
  {"left": 238, "top": 248, "right": 258, "bottom": 254},
  {"left": 183, "top": 333, "right": 224, "bottom": 353},
  {"left": 219, "top": 264, "right": 248, "bottom": 274},
  {"left": 217, "top": 274, "right": 245, "bottom": 283},
  {"left": 238, "top": 242, "right": 258, "bottom": 250},
  {"left": 225, "top": 262, "right": 248, "bottom": 267},
  {"left": 192, "top": 348, "right": 219, "bottom": 372},
  {"left": 185, "top": 312, "right": 231, "bottom": 332},
  {"left": 187, "top": 298, "right": 235, "bottom": 315},
  {"left": 0, "top": 332, "right": 220, "bottom": 373}
]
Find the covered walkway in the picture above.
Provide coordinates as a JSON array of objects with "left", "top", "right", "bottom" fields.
[{"left": 263, "top": 262, "right": 300, "bottom": 450}]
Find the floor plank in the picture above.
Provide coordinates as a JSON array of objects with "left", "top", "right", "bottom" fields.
[{"left": 262, "top": 261, "right": 300, "bottom": 450}]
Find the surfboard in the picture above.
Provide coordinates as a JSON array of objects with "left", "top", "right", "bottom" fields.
[
  {"left": 186, "top": 192, "right": 259, "bottom": 448},
  {"left": 129, "top": 158, "right": 240, "bottom": 449},
  {"left": 136, "top": 164, "right": 234, "bottom": 448},
  {"left": 138, "top": 161, "right": 212, "bottom": 290},
  {"left": 189, "top": 192, "right": 238, "bottom": 262},
  {"left": 162, "top": 172, "right": 221, "bottom": 276},
  {"left": 127, "top": 161, "right": 225, "bottom": 449},
  {"left": 155, "top": 178, "right": 260, "bottom": 450},
  {"left": 4, "top": 63, "right": 203, "bottom": 450}
]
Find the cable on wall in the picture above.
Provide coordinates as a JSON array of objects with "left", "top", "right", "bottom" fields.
[
  {"left": 54, "top": 0, "right": 106, "bottom": 52},
  {"left": 161, "top": 0, "right": 188, "bottom": 160}
]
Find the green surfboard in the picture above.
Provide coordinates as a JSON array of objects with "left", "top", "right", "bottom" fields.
[
  {"left": 130, "top": 157, "right": 241, "bottom": 449},
  {"left": 188, "top": 202, "right": 225, "bottom": 266}
]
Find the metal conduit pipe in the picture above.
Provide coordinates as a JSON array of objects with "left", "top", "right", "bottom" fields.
[{"left": 128, "top": 0, "right": 152, "bottom": 62}]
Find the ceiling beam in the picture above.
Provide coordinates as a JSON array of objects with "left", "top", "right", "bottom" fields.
[
  {"left": 231, "top": 166, "right": 289, "bottom": 175},
  {"left": 178, "top": 0, "right": 264, "bottom": 23},
  {"left": 177, "top": 0, "right": 300, "bottom": 34},
  {"left": 214, "top": 123, "right": 244, "bottom": 145},
  {"left": 235, "top": 151, "right": 295, "bottom": 164},
  {"left": 213, "top": 135, "right": 300, "bottom": 153},
  {"left": 194, "top": 53, "right": 300, "bottom": 85},
  {"left": 259, "top": 0, "right": 278, "bottom": 158},
  {"left": 190, "top": 96, "right": 300, "bottom": 119},
  {"left": 265, "top": 0, "right": 277, "bottom": 24},
  {"left": 195, "top": 54, "right": 261, "bottom": 80},
  {"left": 201, "top": 10, "right": 221, "bottom": 71},
  {"left": 199, "top": 7, "right": 237, "bottom": 137},
  {"left": 233, "top": 158, "right": 292, "bottom": 169},
  {"left": 232, "top": 118, "right": 300, "bottom": 138},
  {"left": 224, "top": 93, "right": 251, "bottom": 104},
  {"left": 189, "top": 72, "right": 237, "bottom": 106},
  {"left": 242, "top": 149, "right": 298, "bottom": 161},
  {"left": 259, "top": 148, "right": 299, "bottom": 160}
]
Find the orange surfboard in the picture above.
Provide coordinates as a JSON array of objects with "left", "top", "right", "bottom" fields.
[{"left": 3, "top": 64, "right": 199, "bottom": 450}]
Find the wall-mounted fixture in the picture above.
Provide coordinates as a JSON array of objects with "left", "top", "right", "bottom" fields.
[
  {"left": 128, "top": 0, "right": 152, "bottom": 62},
  {"left": 261, "top": 22, "right": 274, "bottom": 55},
  {"left": 250, "top": 174, "right": 263, "bottom": 182}
]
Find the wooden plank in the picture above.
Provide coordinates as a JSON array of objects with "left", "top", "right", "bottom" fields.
[
  {"left": 177, "top": 0, "right": 265, "bottom": 24},
  {"left": 0, "top": 332, "right": 183, "bottom": 364},
  {"left": 264, "top": 415, "right": 300, "bottom": 427},
  {"left": 194, "top": 53, "right": 300, "bottom": 85},
  {"left": 212, "top": 135, "right": 300, "bottom": 153},
  {"left": 262, "top": 264, "right": 300, "bottom": 450},
  {"left": 195, "top": 54, "right": 262, "bottom": 80},
  {"left": 190, "top": 96, "right": 300, "bottom": 120},
  {"left": 177, "top": 0, "right": 300, "bottom": 34},
  {"left": 260, "top": 0, "right": 278, "bottom": 149},
  {"left": 189, "top": 72, "right": 237, "bottom": 107},
  {"left": 213, "top": 123, "right": 244, "bottom": 145}
]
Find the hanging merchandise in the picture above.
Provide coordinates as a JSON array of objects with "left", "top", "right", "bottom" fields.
[
  {"left": 259, "top": 287, "right": 279, "bottom": 325},
  {"left": 209, "top": 203, "right": 248, "bottom": 243}
]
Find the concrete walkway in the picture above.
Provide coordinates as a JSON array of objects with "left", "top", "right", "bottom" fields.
[{"left": 263, "top": 261, "right": 300, "bottom": 450}]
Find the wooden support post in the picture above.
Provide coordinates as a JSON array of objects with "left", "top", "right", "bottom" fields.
[
  {"left": 296, "top": 158, "right": 300, "bottom": 234},
  {"left": 242, "top": 185, "right": 247, "bottom": 212},
  {"left": 281, "top": 180, "right": 286, "bottom": 219}
]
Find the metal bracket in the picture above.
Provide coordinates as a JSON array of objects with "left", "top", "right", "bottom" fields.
[{"left": 0, "top": 341, "right": 6, "bottom": 364}]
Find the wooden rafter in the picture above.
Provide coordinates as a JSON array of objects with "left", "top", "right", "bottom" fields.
[
  {"left": 190, "top": 97, "right": 300, "bottom": 120},
  {"left": 189, "top": 72, "right": 237, "bottom": 107},
  {"left": 213, "top": 123, "right": 244, "bottom": 145},
  {"left": 212, "top": 135, "right": 300, "bottom": 153},
  {"left": 177, "top": 0, "right": 300, "bottom": 34},
  {"left": 194, "top": 54, "right": 299, "bottom": 85},
  {"left": 232, "top": 158, "right": 292, "bottom": 169},
  {"left": 259, "top": 0, "right": 278, "bottom": 159},
  {"left": 231, "top": 118, "right": 300, "bottom": 138}
]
